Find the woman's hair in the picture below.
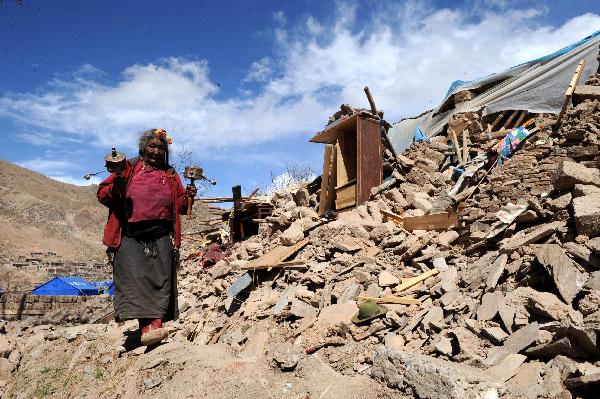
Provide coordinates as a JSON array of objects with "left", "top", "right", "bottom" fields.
[{"left": 138, "top": 128, "right": 170, "bottom": 166}]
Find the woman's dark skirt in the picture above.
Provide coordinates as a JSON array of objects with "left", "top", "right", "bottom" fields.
[{"left": 113, "top": 234, "right": 178, "bottom": 322}]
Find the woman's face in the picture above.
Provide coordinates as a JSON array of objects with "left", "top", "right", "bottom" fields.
[{"left": 142, "top": 137, "right": 167, "bottom": 167}]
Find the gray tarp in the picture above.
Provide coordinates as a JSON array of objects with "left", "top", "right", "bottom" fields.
[{"left": 389, "top": 30, "right": 600, "bottom": 153}]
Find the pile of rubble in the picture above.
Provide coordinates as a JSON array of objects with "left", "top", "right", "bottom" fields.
[{"left": 171, "top": 77, "right": 600, "bottom": 398}]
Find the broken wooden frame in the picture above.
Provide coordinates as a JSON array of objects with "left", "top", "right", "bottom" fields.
[
  {"left": 240, "top": 238, "right": 309, "bottom": 270},
  {"left": 311, "top": 114, "right": 383, "bottom": 215}
]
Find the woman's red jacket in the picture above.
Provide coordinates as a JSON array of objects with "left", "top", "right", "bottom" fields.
[{"left": 97, "top": 158, "right": 188, "bottom": 249}]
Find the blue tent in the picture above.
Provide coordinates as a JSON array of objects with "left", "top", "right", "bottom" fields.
[
  {"left": 32, "top": 276, "right": 98, "bottom": 296},
  {"left": 93, "top": 280, "right": 115, "bottom": 296}
]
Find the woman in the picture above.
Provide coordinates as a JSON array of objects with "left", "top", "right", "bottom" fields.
[{"left": 97, "top": 128, "right": 196, "bottom": 346}]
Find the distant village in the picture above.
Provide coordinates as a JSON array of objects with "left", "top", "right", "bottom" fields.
[{"left": 1, "top": 251, "right": 113, "bottom": 296}]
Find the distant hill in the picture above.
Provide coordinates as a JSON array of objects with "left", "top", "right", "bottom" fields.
[
  {"left": 0, "top": 160, "right": 107, "bottom": 261},
  {"left": 0, "top": 159, "right": 227, "bottom": 262}
]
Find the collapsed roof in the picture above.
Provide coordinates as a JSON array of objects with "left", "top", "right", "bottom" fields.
[{"left": 389, "top": 29, "right": 600, "bottom": 152}]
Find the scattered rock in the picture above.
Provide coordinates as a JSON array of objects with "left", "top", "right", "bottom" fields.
[
  {"left": 535, "top": 244, "right": 588, "bottom": 303},
  {"left": 272, "top": 343, "right": 300, "bottom": 371},
  {"left": 378, "top": 271, "right": 399, "bottom": 287}
]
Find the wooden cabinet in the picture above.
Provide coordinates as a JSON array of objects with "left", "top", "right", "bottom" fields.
[{"left": 310, "top": 114, "right": 382, "bottom": 214}]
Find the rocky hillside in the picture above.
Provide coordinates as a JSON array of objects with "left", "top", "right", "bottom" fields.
[{"left": 0, "top": 160, "right": 107, "bottom": 261}]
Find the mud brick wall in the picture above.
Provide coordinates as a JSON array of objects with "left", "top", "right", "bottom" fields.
[{"left": 0, "top": 293, "right": 111, "bottom": 319}]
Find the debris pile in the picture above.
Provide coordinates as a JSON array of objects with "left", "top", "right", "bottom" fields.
[
  {"left": 3, "top": 37, "right": 600, "bottom": 399},
  {"left": 170, "top": 76, "right": 600, "bottom": 398}
]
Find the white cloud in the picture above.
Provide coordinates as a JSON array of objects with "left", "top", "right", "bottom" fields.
[
  {"left": 1, "top": 2, "right": 599, "bottom": 166},
  {"left": 244, "top": 57, "right": 273, "bottom": 82}
]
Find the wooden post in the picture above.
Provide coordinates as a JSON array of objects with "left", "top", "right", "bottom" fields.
[
  {"left": 462, "top": 129, "right": 469, "bottom": 163},
  {"left": 502, "top": 110, "right": 518, "bottom": 129},
  {"left": 319, "top": 144, "right": 333, "bottom": 215},
  {"left": 450, "top": 129, "right": 463, "bottom": 164},
  {"left": 513, "top": 110, "right": 528, "bottom": 128},
  {"left": 556, "top": 59, "right": 586, "bottom": 128},
  {"left": 232, "top": 185, "right": 242, "bottom": 211},
  {"left": 489, "top": 111, "right": 507, "bottom": 131}
]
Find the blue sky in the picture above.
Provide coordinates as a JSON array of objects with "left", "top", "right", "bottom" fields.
[{"left": 1, "top": 0, "right": 599, "bottom": 197}]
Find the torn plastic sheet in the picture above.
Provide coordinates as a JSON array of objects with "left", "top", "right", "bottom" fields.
[
  {"left": 496, "top": 203, "right": 528, "bottom": 224},
  {"left": 447, "top": 154, "right": 488, "bottom": 197},
  {"left": 482, "top": 203, "right": 529, "bottom": 240},
  {"left": 497, "top": 127, "right": 531, "bottom": 164}
]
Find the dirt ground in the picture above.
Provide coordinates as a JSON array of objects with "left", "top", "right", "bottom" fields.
[{"left": 1, "top": 320, "right": 402, "bottom": 399}]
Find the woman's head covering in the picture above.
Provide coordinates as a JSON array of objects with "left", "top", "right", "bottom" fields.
[{"left": 138, "top": 128, "right": 172, "bottom": 165}]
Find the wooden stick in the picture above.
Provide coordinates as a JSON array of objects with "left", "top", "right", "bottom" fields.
[
  {"left": 513, "top": 110, "right": 528, "bottom": 128},
  {"left": 394, "top": 268, "right": 439, "bottom": 293},
  {"left": 319, "top": 144, "right": 334, "bottom": 215},
  {"left": 357, "top": 295, "right": 421, "bottom": 305},
  {"left": 489, "top": 111, "right": 507, "bottom": 131},
  {"left": 450, "top": 129, "right": 463, "bottom": 164},
  {"left": 462, "top": 129, "right": 469, "bottom": 163},
  {"left": 502, "top": 110, "right": 518, "bottom": 129},
  {"left": 381, "top": 209, "right": 403, "bottom": 225},
  {"left": 556, "top": 59, "right": 586, "bottom": 128},
  {"left": 201, "top": 196, "right": 249, "bottom": 203}
]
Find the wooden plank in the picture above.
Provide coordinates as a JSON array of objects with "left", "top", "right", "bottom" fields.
[
  {"left": 240, "top": 259, "right": 306, "bottom": 271},
  {"left": 336, "top": 132, "right": 357, "bottom": 186},
  {"left": 335, "top": 195, "right": 356, "bottom": 210},
  {"left": 462, "top": 129, "right": 469, "bottom": 163},
  {"left": 502, "top": 110, "right": 518, "bottom": 129},
  {"left": 381, "top": 209, "right": 403, "bottom": 224},
  {"left": 402, "top": 211, "right": 459, "bottom": 231},
  {"left": 334, "top": 179, "right": 356, "bottom": 190},
  {"left": 556, "top": 59, "right": 586, "bottom": 127},
  {"left": 335, "top": 183, "right": 356, "bottom": 201},
  {"left": 243, "top": 238, "right": 309, "bottom": 270},
  {"left": 357, "top": 295, "right": 421, "bottom": 305},
  {"left": 309, "top": 114, "right": 358, "bottom": 144},
  {"left": 394, "top": 269, "right": 440, "bottom": 293},
  {"left": 327, "top": 146, "right": 337, "bottom": 212},
  {"left": 356, "top": 117, "right": 382, "bottom": 205},
  {"left": 201, "top": 196, "right": 249, "bottom": 203},
  {"left": 489, "top": 111, "right": 507, "bottom": 131},
  {"left": 513, "top": 110, "right": 528, "bottom": 128},
  {"left": 450, "top": 129, "right": 463, "bottom": 164},
  {"left": 318, "top": 144, "right": 334, "bottom": 215}
]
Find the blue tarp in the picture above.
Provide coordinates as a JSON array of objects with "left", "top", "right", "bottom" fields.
[
  {"left": 389, "top": 29, "right": 600, "bottom": 154},
  {"left": 93, "top": 280, "right": 115, "bottom": 296},
  {"left": 32, "top": 276, "right": 98, "bottom": 296},
  {"left": 414, "top": 127, "right": 429, "bottom": 142}
]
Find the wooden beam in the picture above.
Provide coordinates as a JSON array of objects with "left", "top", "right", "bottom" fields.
[
  {"left": 556, "top": 59, "right": 586, "bottom": 128},
  {"left": 240, "top": 259, "right": 307, "bottom": 271},
  {"left": 462, "top": 129, "right": 469, "bottom": 163},
  {"left": 394, "top": 269, "right": 440, "bottom": 293},
  {"left": 318, "top": 144, "right": 334, "bottom": 215},
  {"left": 513, "top": 110, "right": 528, "bottom": 128},
  {"left": 201, "top": 196, "right": 249, "bottom": 203},
  {"left": 242, "top": 238, "right": 310, "bottom": 270},
  {"left": 381, "top": 209, "right": 403, "bottom": 225},
  {"left": 327, "top": 146, "right": 337, "bottom": 212},
  {"left": 489, "top": 111, "right": 507, "bottom": 131},
  {"left": 357, "top": 295, "right": 421, "bottom": 305},
  {"left": 402, "top": 211, "right": 459, "bottom": 231},
  {"left": 502, "top": 110, "right": 518, "bottom": 129},
  {"left": 450, "top": 129, "right": 463, "bottom": 164}
]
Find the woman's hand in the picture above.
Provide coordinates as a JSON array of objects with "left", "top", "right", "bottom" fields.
[{"left": 186, "top": 184, "right": 197, "bottom": 199}]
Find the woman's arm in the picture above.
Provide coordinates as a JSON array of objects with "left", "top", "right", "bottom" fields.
[
  {"left": 97, "top": 164, "right": 132, "bottom": 207},
  {"left": 174, "top": 173, "right": 192, "bottom": 215}
]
